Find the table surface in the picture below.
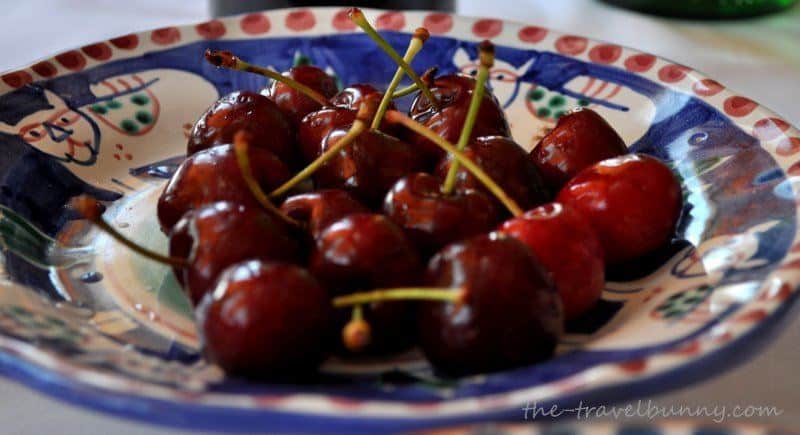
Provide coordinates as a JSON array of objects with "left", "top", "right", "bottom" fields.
[{"left": 1, "top": 1, "right": 799, "bottom": 433}]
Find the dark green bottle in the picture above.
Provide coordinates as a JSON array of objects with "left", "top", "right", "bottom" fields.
[{"left": 602, "top": 0, "right": 796, "bottom": 19}]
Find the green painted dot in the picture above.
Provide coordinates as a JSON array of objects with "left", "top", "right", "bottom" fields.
[
  {"left": 135, "top": 111, "right": 153, "bottom": 125},
  {"left": 554, "top": 110, "right": 567, "bottom": 119},
  {"left": 536, "top": 107, "right": 551, "bottom": 118},
  {"left": 527, "top": 88, "right": 545, "bottom": 101},
  {"left": 120, "top": 119, "right": 139, "bottom": 133},
  {"left": 130, "top": 94, "right": 149, "bottom": 105},
  {"left": 106, "top": 99, "right": 122, "bottom": 109},
  {"left": 548, "top": 95, "right": 566, "bottom": 107},
  {"left": 90, "top": 104, "right": 107, "bottom": 114},
  {"left": 577, "top": 98, "right": 590, "bottom": 107}
]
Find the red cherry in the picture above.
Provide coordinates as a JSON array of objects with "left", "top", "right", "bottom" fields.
[
  {"left": 157, "top": 143, "right": 290, "bottom": 233},
  {"left": 530, "top": 108, "right": 628, "bottom": 192},
  {"left": 383, "top": 172, "right": 499, "bottom": 256},
  {"left": 298, "top": 107, "right": 357, "bottom": 162},
  {"left": 418, "top": 233, "right": 563, "bottom": 376},
  {"left": 498, "top": 202, "right": 604, "bottom": 319},
  {"left": 265, "top": 65, "right": 338, "bottom": 126},
  {"left": 197, "top": 260, "right": 331, "bottom": 379},
  {"left": 187, "top": 91, "right": 296, "bottom": 165},
  {"left": 556, "top": 154, "right": 682, "bottom": 264},
  {"left": 436, "top": 136, "right": 550, "bottom": 210},
  {"left": 169, "top": 202, "right": 302, "bottom": 304},
  {"left": 407, "top": 73, "right": 510, "bottom": 161},
  {"left": 280, "top": 189, "right": 369, "bottom": 239}
]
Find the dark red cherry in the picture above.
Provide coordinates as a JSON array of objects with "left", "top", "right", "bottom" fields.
[
  {"left": 436, "top": 136, "right": 550, "bottom": 210},
  {"left": 187, "top": 91, "right": 295, "bottom": 165},
  {"left": 407, "top": 73, "right": 510, "bottom": 161},
  {"left": 418, "top": 233, "right": 563, "bottom": 376},
  {"left": 310, "top": 213, "right": 422, "bottom": 354},
  {"left": 266, "top": 65, "right": 338, "bottom": 126},
  {"left": 197, "top": 260, "right": 331, "bottom": 379},
  {"left": 314, "top": 128, "right": 426, "bottom": 207},
  {"left": 157, "top": 144, "right": 291, "bottom": 232},
  {"left": 169, "top": 202, "right": 301, "bottom": 304},
  {"left": 530, "top": 108, "right": 628, "bottom": 192},
  {"left": 298, "top": 107, "right": 357, "bottom": 162},
  {"left": 383, "top": 172, "right": 499, "bottom": 256},
  {"left": 280, "top": 189, "right": 369, "bottom": 239},
  {"left": 330, "top": 83, "right": 388, "bottom": 110},
  {"left": 556, "top": 154, "right": 682, "bottom": 264},
  {"left": 498, "top": 202, "right": 604, "bottom": 320}
]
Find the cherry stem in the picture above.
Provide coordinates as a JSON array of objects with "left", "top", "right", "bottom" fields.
[
  {"left": 342, "top": 305, "right": 371, "bottom": 352},
  {"left": 205, "top": 49, "right": 329, "bottom": 106},
  {"left": 441, "top": 41, "right": 495, "bottom": 196},
  {"left": 348, "top": 8, "right": 439, "bottom": 111},
  {"left": 232, "top": 132, "right": 303, "bottom": 228},
  {"left": 69, "top": 196, "right": 188, "bottom": 268},
  {"left": 385, "top": 110, "right": 524, "bottom": 217},
  {"left": 269, "top": 97, "right": 378, "bottom": 198},
  {"left": 371, "top": 27, "right": 429, "bottom": 130},
  {"left": 391, "top": 83, "right": 418, "bottom": 99},
  {"left": 332, "top": 287, "right": 463, "bottom": 308}
]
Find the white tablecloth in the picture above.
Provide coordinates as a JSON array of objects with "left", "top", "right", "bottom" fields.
[{"left": 0, "top": 1, "right": 798, "bottom": 432}]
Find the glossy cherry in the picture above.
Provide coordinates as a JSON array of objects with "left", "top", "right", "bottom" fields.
[
  {"left": 407, "top": 73, "right": 510, "bottom": 161},
  {"left": 556, "top": 153, "right": 682, "bottom": 264},
  {"left": 265, "top": 64, "right": 338, "bottom": 126},
  {"left": 498, "top": 202, "right": 605, "bottom": 320},
  {"left": 157, "top": 143, "right": 291, "bottom": 232},
  {"left": 436, "top": 135, "right": 550, "bottom": 210},
  {"left": 314, "top": 127, "right": 426, "bottom": 207},
  {"left": 187, "top": 91, "right": 296, "bottom": 165},
  {"left": 418, "top": 233, "right": 563, "bottom": 376},
  {"left": 169, "top": 201, "right": 302, "bottom": 304},
  {"left": 280, "top": 189, "right": 369, "bottom": 239},
  {"left": 310, "top": 213, "right": 422, "bottom": 353},
  {"left": 330, "top": 83, "right": 387, "bottom": 110},
  {"left": 197, "top": 260, "right": 331, "bottom": 379},
  {"left": 530, "top": 108, "right": 628, "bottom": 192},
  {"left": 383, "top": 172, "right": 499, "bottom": 256}
]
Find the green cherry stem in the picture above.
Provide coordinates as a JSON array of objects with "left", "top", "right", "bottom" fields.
[
  {"left": 384, "top": 110, "right": 525, "bottom": 217},
  {"left": 205, "top": 49, "right": 329, "bottom": 106},
  {"left": 69, "top": 196, "right": 188, "bottom": 268},
  {"left": 232, "top": 132, "right": 303, "bottom": 228},
  {"left": 441, "top": 40, "right": 495, "bottom": 195},
  {"left": 391, "top": 83, "right": 419, "bottom": 99},
  {"left": 332, "top": 287, "right": 464, "bottom": 308},
  {"left": 348, "top": 8, "right": 439, "bottom": 111},
  {"left": 371, "top": 27, "right": 429, "bottom": 130},
  {"left": 268, "top": 97, "right": 378, "bottom": 199}
]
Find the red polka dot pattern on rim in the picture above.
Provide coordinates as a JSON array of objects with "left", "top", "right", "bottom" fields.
[
  {"left": 734, "top": 309, "right": 768, "bottom": 323},
  {"left": 109, "top": 34, "right": 139, "bottom": 50},
  {"left": 151, "top": 27, "right": 181, "bottom": 45},
  {"left": 517, "top": 25, "right": 548, "bottom": 43},
  {"left": 788, "top": 161, "right": 800, "bottom": 176},
  {"left": 753, "top": 117, "right": 791, "bottom": 141},
  {"left": 472, "top": 19, "right": 503, "bottom": 38},
  {"left": 624, "top": 53, "right": 656, "bottom": 72},
  {"left": 332, "top": 9, "right": 355, "bottom": 31},
  {"left": 31, "top": 61, "right": 57, "bottom": 78},
  {"left": 196, "top": 20, "right": 226, "bottom": 39},
  {"left": 285, "top": 9, "right": 316, "bottom": 32},
  {"left": 723, "top": 96, "right": 758, "bottom": 117},
  {"left": 1, "top": 71, "right": 32, "bottom": 88},
  {"left": 775, "top": 137, "right": 800, "bottom": 157},
  {"left": 55, "top": 50, "right": 87, "bottom": 71},
  {"left": 375, "top": 11, "right": 405, "bottom": 31},
  {"left": 618, "top": 358, "right": 648, "bottom": 373},
  {"left": 240, "top": 13, "right": 270, "bottom": 34},
  {"left": 81, "top": 42, "right": 112, "bottom": 61},
  {"left": 658, "top": 64, "right": 690, "bottom": 83},
  {"left": 692, "top": 78, "right": 724, "bottom": 97},
  {"left": 423, "top": 13, "right": 453, "bottom": 35},
  {"left": 588, "top": 44, "right": 622, "bottom": 64},
  {"left": 555, "top": 35, "right": 588, "bottom": 55}
]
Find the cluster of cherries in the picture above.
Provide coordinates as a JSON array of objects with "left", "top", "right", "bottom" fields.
[{"left": 72, "top": 9, "right": 682, "bottom": 380}]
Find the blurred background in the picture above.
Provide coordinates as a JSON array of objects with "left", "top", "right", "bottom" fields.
[{"left": 0, "top": 0, "right": 799, "bottom": 433}]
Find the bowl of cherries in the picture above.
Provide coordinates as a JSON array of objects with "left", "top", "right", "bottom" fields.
[{"left": 0, "top": 7, "right": 798, "bottom": 433}]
